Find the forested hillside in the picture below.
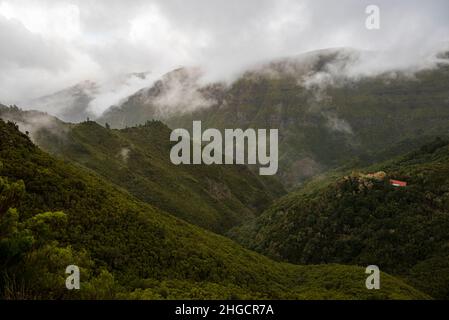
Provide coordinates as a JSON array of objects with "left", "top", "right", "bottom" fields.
[
  {"left": 230, "top": 138, "right": 449, "bottom": 299},
  {"left": 99, "top": 49, "right": 449, "bottom": 187},
  {"left": 0, "top": 119, "right": 427, "bottom": 299},
  {"left": 0, "top": 105, "right": 283, "bottom": 233}
]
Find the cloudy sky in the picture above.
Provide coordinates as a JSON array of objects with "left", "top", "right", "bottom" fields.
[{"left": 0, "top": 0, "right": 448, "bottom": 112}]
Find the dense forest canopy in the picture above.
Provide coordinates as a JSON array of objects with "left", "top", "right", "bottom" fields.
[
  {"left": 0, "top": 119, "right": 427, "bottom": 299},
  {"left": 230, "top": 138, "right": 449, "bottom": 299}
]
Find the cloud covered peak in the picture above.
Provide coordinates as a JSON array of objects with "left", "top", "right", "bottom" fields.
[{"left": 0, "top": 0, "right": 448, "bottom": 117}]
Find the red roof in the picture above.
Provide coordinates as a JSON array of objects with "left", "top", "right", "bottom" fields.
[{"left": 390, "top": 179, "right": 407, "bottom": 187}]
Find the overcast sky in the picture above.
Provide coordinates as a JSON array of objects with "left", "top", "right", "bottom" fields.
[{"left": 1, "top": 0, "right": 448, "bottom": 109}]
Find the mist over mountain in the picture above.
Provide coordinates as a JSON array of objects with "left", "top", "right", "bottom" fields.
[
  {"left": 22, "top": 46, "right": 449, "bottom": 126},
  {"left": 5, "top": 47, "right": 449, "bottom": 189},
  {"left": 95, "top": 47, "right": 449, "bottom": 187},
  {"left": 2, "top": 0, "right": 449, "bottom": 110},
  {"left": 22, "top": 72, "right": 152, "bottom": 123}
]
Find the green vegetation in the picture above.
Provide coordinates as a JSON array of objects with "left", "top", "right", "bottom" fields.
[
  {"left": 0, "top": 119, "right": 427, "bottom": 299},
  {"left": 230, "top": 138, "right": 449, "bottom": 299},
  {"left": 0, "top": 105, "right": 284, "bottom": 233},
  {"left": 3, "top": 50, "right": 449, "bottom": 300},
  {"left": 100, "top": 50, "right": 449, "bottom": 187},
  {"left": 174, "top": 63, "right": 449, "bottom": 187}
]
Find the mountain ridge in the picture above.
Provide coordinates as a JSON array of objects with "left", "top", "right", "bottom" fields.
[{"left": 0, "top": 105, "right": 284, "bottom": 233}]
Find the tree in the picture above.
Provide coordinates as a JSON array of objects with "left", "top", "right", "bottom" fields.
[{"left": 0, "top": 177, "right": 25, "bottom": 217}]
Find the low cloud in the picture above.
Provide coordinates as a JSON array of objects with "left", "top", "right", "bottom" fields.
[
  {"left": 118, "top": 147, "right": 130, "bottom": 163},
  {"left": 150, "top": 68, "right": 217, "bottom": 118},
  {"left": 0, "top": 107, "right": 67, "bottom": 142},
  {"left": 88, "top": 73, "right": 152, "bottom": 117},
  {"left": 322, "top": 112, "right": 353, "bottom": 135},
  {"left": 0, "top": 0, "right": 448, "bottom": 117}
]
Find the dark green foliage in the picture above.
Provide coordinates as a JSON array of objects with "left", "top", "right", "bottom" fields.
[
  {"left": 231, "top": 138, "right": 449, "bottom": 298},
  {"left": 0, "top": 105, "right": 284, "bottom": 232},
  {"left": 30, "top": 116, "right": 283, "bottom": 233},
  {"left": 0, "top": 175, "right": 24, "bottom": 216},
  {"left": 0, "top": 119, "right": 427, "bottom": 299}
]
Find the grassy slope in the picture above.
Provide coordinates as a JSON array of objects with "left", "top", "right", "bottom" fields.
[
  {"left": 0, "top": 119, "right": 428, "bottom": 299},
  {"left": 230, "top": 138, "right": 449, "bottom": 299}
]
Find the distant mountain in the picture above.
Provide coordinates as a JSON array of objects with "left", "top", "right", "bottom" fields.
[
  {"left": 97, "top": 48, "right": 449, "bottom": 187},
  {"left": 0, "top": 118, "right": 428, "bottom": 299},
  {"left": 98, "top": 48, "right": 360, "bottom": 126},
  {"left": 229, "top": 138, "right": 449, "bottom": 299},
  {"left": 23, "top": 72, "right": 152, "bottom": 123},
  {"left": 23, "top": 80, "right": 98, "bottom": 123},
  {"left": 0, "top": 105, "right": 284, "bottom": 233},
  {"left": 98, "top": 67, "right": 216, "bottom": 128}
]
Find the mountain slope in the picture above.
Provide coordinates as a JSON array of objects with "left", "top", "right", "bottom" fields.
[
  {"left": 230, "top": 138, "right": 449, "bottom": 298},
  {"left": 0, "top": 119, "right": 428, "bottom": 299},
  {"left": 0, "top": 105, "right": 284, "bottom": 233},
  {"left": 99, "top": 67, "right": 210, "bottom": 127},
  {"left": 99, "top": 49, "right": 449, "bottom": 187}
]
